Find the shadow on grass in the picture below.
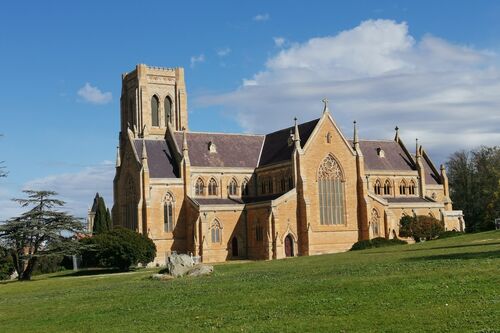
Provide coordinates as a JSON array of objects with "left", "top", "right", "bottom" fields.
[
  {"left": 365, "top": 242, "right": 500, "bottom": 255},
  {"left": 48, "top": 268, "right": 129, "bottom": 278},
  {"left": 406, "top": 249, "right": 500, "bottom": 261}
]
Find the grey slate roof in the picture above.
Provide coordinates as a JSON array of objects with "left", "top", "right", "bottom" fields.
[
  {"left": 386, "top": 197, "right": 431, "bottom": 203},
  {"left": 193, "top": 198, "right": 244, "bottom": 206},
  {"left": 173, "top": 132, "right": 264, "bottom": 168},
  {"left": 258, "top": 118, "right": 320, "bottom": 166},
  {"left": 422, "top": 156, "right": 440, "bottom": 185},
  {"left": 352, "top": 140, "right": 415, "bottom": 171},
  {"left": 134, "top": 139, "right": 179, "bottom": 178}
]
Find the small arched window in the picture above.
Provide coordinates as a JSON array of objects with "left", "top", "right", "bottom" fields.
[
  {"left": 374, "top": 180, "right": 382, "bottom": 195},
  {"left": 241, "top": 179, "right": 249, "bottom": 196},
  {"left": 195, "top": 178, "right": 204, "bottom": 196},
  {"left": 211, "top": 220, "right": 222, "bottom": 243},
  {"left": 208, "top": 178, "right": 218, "bottom": 196},
  {"left": 383, "top": 180, "right": 391, "bottom": 195},
  {"left": 164, "top": 193, "right": 174, "bottom": 232},
  {"left": 228, "top": 178, "right": 238, "bottom": 196},
  {"left": 409, "top": 180, "right": 416, "bottom": 195},
  {"left": 370, "top": 209, "right": 380, "bottom": 237},
  {"left": 151, "top": 95, "right": 159, "bottom": 127},
  {"left": 399, "top": 180, "right": 407, "bottom": 195},
  {"left": 164, "top": 96, "right": 172, "bottom": 126}
]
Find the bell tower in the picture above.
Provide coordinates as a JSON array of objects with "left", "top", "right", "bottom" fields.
[{"left": 120, "top": 64, "right": 188, "bottom": 138}]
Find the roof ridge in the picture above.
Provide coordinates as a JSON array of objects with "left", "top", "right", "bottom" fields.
[
  {"left": 174, "top": 130, "right": 264, "bottom": 137},
  {"left": 264, "top": 118, "right": 320, "bottom": 136}
]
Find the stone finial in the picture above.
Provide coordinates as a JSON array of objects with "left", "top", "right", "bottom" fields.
[
  {"left": 415, "top": 138, "right": 420, "bottom": 158},
  {"left": 394, "top": 126, "right": 399, "bottom": 141},
  {"left": 293, "top": 117, "right": 300, "bottom": 142},
  {"left": 353, "top": 121, "right": 359, "bottom": 144},
  {"left": 115, "top": 146, "right": 121, "bottom": 168},
  {"left": 182, "top": 127, "right": 188, "bottom": 153},
  {"left": 322, "top": 98, "right": 330, "bottom": 114},
  {"left": 141, "top": 140, "right": 148, "bottom": 160}
]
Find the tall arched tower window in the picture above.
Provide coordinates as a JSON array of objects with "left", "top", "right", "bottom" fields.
[
  {"left": 164, "top": 96, "right": 172, "bottom": 126},
  {"left": 399, "top": 180, "right": 407, "bottom": 195},
  {"left": 370, "top": 208, "right": 380, "bottom": 237},
  {"left": 374, "top": 180, "right": 382, "bottom": 195},
  {"left": 151, "top": 95, "right": 159, "bottom": 127},
  {"left": 211, "top": 219, "right": 222, "bottom": 243},
  {"left": 163, "top": 193, "right": 174, "bottom": 232},
  {"left": 318, "top": 154, "right": 346, "bottom": 225},
  {"left": 383, "top": 179, "right": 391, "bottom": 195}
]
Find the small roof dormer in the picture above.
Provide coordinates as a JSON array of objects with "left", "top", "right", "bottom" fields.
[
  {"left": 377, "top": 147, "right": 385, "bottom": 158},
  {"left": 208, "top": 141, "right": 217, "bottom": 153}
]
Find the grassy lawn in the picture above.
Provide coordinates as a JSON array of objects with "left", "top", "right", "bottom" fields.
[{"left": 0, "top": 231, "right": 498, "bottom": 333}]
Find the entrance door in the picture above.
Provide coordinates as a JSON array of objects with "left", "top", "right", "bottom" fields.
[
  {"left": 232, "top": 237, "right": 239, "bottom": 257},
  {"left": 284, "top": 235, "right": 294, "bottom": 257}
]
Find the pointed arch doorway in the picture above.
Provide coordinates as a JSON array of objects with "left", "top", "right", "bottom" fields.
[
  {"left": 284, "top": 235, "right": 294, "bottom": 257},
  {"left": 231, "top": 236, "right": 239, "bottom": 257}
]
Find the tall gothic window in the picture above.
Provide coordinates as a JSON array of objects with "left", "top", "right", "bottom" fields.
[
  {"left": 374, "top": 180, "right": 382, "bottom": 195},
  {"left": 125, "top": 179, "right": 137, "bottom": 230},
  {"left": 164, "top": 193, "right": 174, "bottom": 232},
  {"left": 261, "top": 181, "right": 265, "bottom": 195},
  {"left": 399, "top": 180, "right": 407, "bottom": 195},
  {"left": 318, "top": 154, "right": 346, "bottom": 225},
  {"left": 383, "top": 179, "right": 391, "bottom": 195},
  {"left": 195, "top": 178, "right": 204, "bottom": 196},
  {"left": 228, "top": 178, "right": 238, "bottom": 196},
  {"left": 151, "top": 95, "right": 159, "bottom": 127},
  {"left": 164, "top": 96, "right": 172, "bottom": 126},
  {"left": 409, "top": 180, "right": 416, "bottom": 195},
  {"left": 241, "top": 179, "right": 249, "bottom": 196},
  {"left": 128, "top": 98, "right": 135, "bottom": 128},
  {"left": 211, "top": 220, "right": 222, "bottom": 243},
  {"left": 208, "top": 178, "right": 218, "bottom": 196},
  {"left": 370, "top": 209, "right": 380, "bottom": 237},
  {"left": 268, "top": 178, "right": 273, "bottom": 194}
]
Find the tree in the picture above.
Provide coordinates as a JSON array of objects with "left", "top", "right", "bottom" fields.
[
  {"left": 446, "top": 146, "right": 500, "bottom": 232},
  {"left": 398, "top": 215, "right": 444, "bottom": 242},
  {"left": 0, "top": 190, "right": 84, "bottom": 281},
  {"left": 81, "top": 227, "right": 156, "bottom": 271},
  {"left": 92, "top": 196, "right": 112, "bottom": 234},
  {"left": 0, "top": 245, "right": 14, "bottom": 280}
]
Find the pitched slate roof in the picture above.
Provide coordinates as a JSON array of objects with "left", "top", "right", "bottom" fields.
[
  {"left": 133, "top": 139, "right": 179, "bottom": 178},
  {"left": 258, "top": 118, "right": 320, "bottom": 167},
  {"left": 386, "top": 197, "right": 431, "bottom": 203},
  {"left": 422, "top": 155, "right": 441, "bottom": 185},
  {"left": 352, "top": 140, "right": 415, "bottom": 171},
  {"left": 173, "top": 132, "right": 264, "bottom": 168}
]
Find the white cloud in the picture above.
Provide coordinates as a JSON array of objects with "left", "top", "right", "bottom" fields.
[
  {"left": 190, "top": 54, "right": 205, "bottom": 68},
  {"left": 77, "top": 83, "right": 112, "bottom": 104},
  {"left": 217, "top": 47, "right": 231, "bottom": 57},
  {"left": 253, "top": 13, "right": 270, "bottom": 22},
  {"left": 273, "top": 37, "right": 286, "bottom": 48},
  {"left": 197, "top": 19, "right": 500, "bottom": 163},
  {"left": 13, "top": 161, "right": 115, "bottom": 219}
]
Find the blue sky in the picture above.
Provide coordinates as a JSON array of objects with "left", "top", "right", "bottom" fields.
[{"left": 1, "top": 1, "right": 499, "bottom": 219}]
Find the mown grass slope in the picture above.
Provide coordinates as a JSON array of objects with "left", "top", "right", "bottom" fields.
[{"left": 0, "top": 231, "right": 498, "bottom": 332}]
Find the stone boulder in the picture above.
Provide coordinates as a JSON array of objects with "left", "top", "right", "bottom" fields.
[
  {"left": 150, "top": 273, "right": 174, "bottom": 281},
  {"left": 165, "top": 253, "right": 195, "bottom": 277},
  {"left": 186, "top": 264, "right": 214, "bottom": 277}
]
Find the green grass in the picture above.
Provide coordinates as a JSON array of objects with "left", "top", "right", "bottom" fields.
[{"left": 1, "top": 231, "right": 499, "bottom": 333}]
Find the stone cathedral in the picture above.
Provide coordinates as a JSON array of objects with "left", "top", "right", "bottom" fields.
[{"left": 112, "top": 64, "right": 464, "bottom": 265}]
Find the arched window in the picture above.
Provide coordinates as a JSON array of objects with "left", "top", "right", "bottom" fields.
[
  {"left": 383, "top": 179, "right": 391, "bottom": 195},
  {"left": 399, "top": 180, "right": 407, "bottom": 195},
  {"left": 228, "top": 178, "right": 238, "bottom": 196},
  {"left": 128, "top": 98, "right": 135, "bottom": 128},
  {"left": 164, "top": 193, "right": 174, "bottom": 232},
  {"left": 208, "top": 178, "right": 218, "bottom": 196},
  {"left": 241, "top": 179, "right": 249, "bottom": 196},
  {"left": 164, "top": 96, "right": 172, "bottom": 126},
  {"left": 261, "top": 181, "right": 266, "bottom": 195},
  {"left": 374, "top": 180, "right": 382, "bottom": 195},
  {"left": 195, "top": 178, "right": 204, "bottom": 196},
  {"left": 268, "top": 178, "right": 273, "bottom": 194},
  {"left": 318, "top": 154, "right": 345, "bottom": 225},
  {"left": 211, "top": 220, "right": 222, "bottom": 243},
  {"left": 409, "top": 180, "right": 416, "bottom": 195},
  {"left": 370, "top": 209, "right": 380, "bottom": 237},
  {"left": 151, "top": 95, "right": 159, "bottom": 127}
]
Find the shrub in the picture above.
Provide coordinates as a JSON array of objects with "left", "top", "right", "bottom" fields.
[
  {"left": 80, "top": 227, "right": 156, "bottom": 271},
  {"left": 0, "top": 246, "right": 15, "bottom": 280},
  {"left": 350, "top": 237, "right": 407, "bottom": 251},
  {"left": 438, "top": 230, "right": 465, "bottom": 239},
  {"left": 32, "top": 255, "right": 65, "bottom": 275},
  {"left": 399, "top": 215, "right": 444, "bottom": 242}
]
